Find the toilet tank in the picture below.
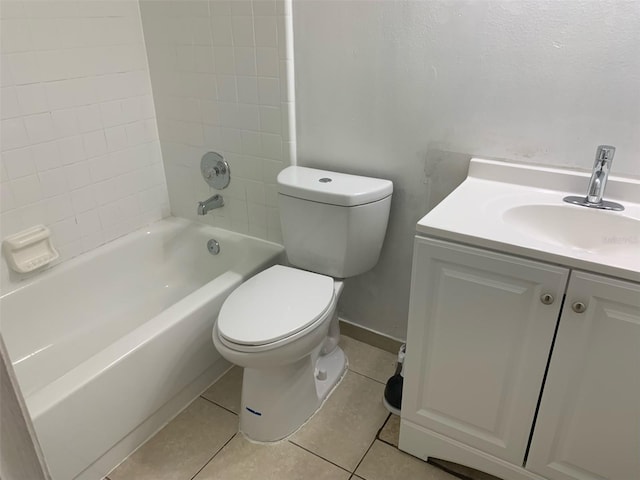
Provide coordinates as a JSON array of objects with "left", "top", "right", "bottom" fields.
[{"left": 277, "top": 166, "right": 393, "bottom": 278}]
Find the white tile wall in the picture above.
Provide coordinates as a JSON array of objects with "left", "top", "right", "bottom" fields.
[
  {"left": 140, "top": 0, "right": 295, "bottom": 242},
  {"left": 0, "top": 0, "right": 169, "bottom": 289}
]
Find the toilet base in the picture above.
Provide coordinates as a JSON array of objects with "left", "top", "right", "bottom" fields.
[{"left": 239, "top": 345, "right": 346, "bottom": 442}]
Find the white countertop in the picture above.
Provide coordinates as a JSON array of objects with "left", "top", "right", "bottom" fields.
[{"left": 417, "top": 159, "right": 640, "bottom": 283}]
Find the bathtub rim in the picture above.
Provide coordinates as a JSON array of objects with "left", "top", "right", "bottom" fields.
[{"left": 0, "top": 216, "right": 285, "bottom": 300}]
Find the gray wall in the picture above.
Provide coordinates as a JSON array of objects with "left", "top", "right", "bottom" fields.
[{"left": 293, "top": 0, "right": 640, "bottom": 339}]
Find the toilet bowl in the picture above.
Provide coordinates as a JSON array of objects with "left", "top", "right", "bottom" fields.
[
  {"left": 213, "top": 265, "right": 346, "bottom": 442},
  {"left": 212, "top": 166, "right": 393, "bottom": 442}
]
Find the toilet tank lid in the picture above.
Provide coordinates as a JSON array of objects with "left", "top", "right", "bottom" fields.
[{"left": 277, "top": 166, "right": 393, "bottom": 206}]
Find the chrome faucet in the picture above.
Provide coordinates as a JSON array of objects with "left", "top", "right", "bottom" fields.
[
  {"left": 563, "top": 145, "right": 624, "bottom": 211},
  {"left": 586, "top": 145, "right": 615, "bottom": 203},
  {"left": 197, "top": 194, "right": 224, "bottom": 215}
]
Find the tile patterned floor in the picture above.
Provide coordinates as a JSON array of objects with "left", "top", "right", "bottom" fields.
[{"left": 107, "top": 336, "right": 498, "bottom": 480}]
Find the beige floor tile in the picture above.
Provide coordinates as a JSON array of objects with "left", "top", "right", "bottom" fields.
[
  {"left": 109, "top": 398, "right": 238, "bottom": 480},
  {"left": 378, "top": 413, "right": 400, "bottom": 447},
  {"left": 429, "top": 459, "right": 503, "bottom": 480},
  {"left": 355, "top": 441, "right": 456, "bottom": 480},
  {"left": 340, "top": 336, "right": 397, "bottom": 384},
  {"left": 201, "top": 366, "right": 243, "bottom": 414},
  {"left": 193, "top": 435, "right": 350, "bottom": 480},
  {"left": 290, "top": 370, "right": 388, "bottom": 471}
]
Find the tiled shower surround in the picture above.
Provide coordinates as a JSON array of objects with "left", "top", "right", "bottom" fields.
[
  {"left": 1, "top": 0, "right": 296, "bottom": 287},
  {"left": 0, "top": 0, "right": 169, "bottom": 287},
  {"left": 140, "top": 0, "right": 296, "bottom": 243}
]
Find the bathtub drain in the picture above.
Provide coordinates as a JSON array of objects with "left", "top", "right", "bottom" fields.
[{"left": 207, "top": 239, "right": 220, "bottom": 255}]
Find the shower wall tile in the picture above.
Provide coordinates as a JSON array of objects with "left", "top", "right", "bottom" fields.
[
  {"left": 140, "top": 0, "right": 295, "bottom": 243},
  {"left": 0, "top": 0, "right": 169, "bottom": 291}
]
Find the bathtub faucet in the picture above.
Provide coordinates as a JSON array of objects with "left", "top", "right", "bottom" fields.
[{"left": 197, "top": 194, "right": 224, "bottom": 215}]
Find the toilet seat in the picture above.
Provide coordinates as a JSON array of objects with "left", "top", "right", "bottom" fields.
[{"left": 217, "top": 265, "right": 335, "bottom": 349}]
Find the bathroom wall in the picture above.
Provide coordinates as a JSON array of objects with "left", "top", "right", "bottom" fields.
[
  {"left": 139, "top": 0, "right": 295, "bottom": 243},
  {"left": 0, "top": 0, "right": 169, "bottom": 289},
  {"left": 294, "top": 0, "right": 640, "bottom": 338}
]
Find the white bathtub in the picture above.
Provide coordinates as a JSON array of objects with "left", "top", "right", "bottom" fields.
[{"left": 0, "top": 217, "right": 283, "bottom": 480}]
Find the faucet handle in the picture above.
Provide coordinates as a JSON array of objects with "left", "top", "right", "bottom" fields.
[
  {"left": 201, "top": 152, "right": 231, "bottom": 189},
  {"left": 595, "top": 145, "right": 615, "bottom": 167}
]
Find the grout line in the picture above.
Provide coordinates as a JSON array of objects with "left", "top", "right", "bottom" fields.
[
  {"left": 347, "top": 368, "right": 387, "bottom": 386},
  {"left": 199, "top": 395, "right": 239, "bottom": 417},
  {"left": 376, "top": 436, "right": 398, "bottom": 449},
  {"left": 287, "top": 440, "right": 352, "bottom": 475},
  {"left": 375, "top": 412, "right": 402, "bottom": 449},
  {"left": 350, "top": 435, "right": 377, "bottom": 475},
  {"left": 189, "top": 432, "right": 238, "bottom": 480},
  {"left": 375, "top": 412, "right": 392, "bottom": 440}
]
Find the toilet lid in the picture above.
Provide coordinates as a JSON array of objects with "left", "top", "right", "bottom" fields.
[{"left": 218, "top": 265, "right": 335, "bottom": 346}]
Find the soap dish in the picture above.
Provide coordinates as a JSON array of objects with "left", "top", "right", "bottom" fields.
[{"left": 2, "top": 225, "right": 59, "bottom": 273}]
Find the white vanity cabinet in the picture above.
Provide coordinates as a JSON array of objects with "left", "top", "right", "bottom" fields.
[
  {"left": 526, "top": 271, "right": 640, "bottom": 480},
  {"left": 400, "top": 237, "right": 640, "bottom": 480},
  {"left": 399, "top": 157, "right": 640, "bottom": 480},
  {"left": 401, "top": 237, "right": 569, "bottom": 475}
]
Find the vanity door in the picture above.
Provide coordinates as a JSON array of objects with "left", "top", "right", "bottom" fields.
[
  {"left": 526, "top": 271, "right": 640, "bottom": 480},
  {"left": 402, "top": 237, "right": 569, "bottom": 465}
]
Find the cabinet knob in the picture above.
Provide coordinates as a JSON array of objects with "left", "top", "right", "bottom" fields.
[
  {"left": 572, "top": 301, "right": 587, "bottom": 314},
  {"left": 540, "top": 293, "right": 554, "bottom": 305}
]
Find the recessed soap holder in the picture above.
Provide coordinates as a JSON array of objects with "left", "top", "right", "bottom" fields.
[{"left": 3, "top": 225, "right": 59, "bottom": 273}]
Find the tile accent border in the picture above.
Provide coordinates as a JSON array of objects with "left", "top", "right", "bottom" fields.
[{"left": 339, "top": 319, "right": 403, "bottom": 355}]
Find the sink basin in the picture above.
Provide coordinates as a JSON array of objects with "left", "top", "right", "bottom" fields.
[
  {"left": 417, "top": 158, "right": 640, "bottom": 281},
  {"left": 503, "top": 204, "right": 640, "bottom": 254}
]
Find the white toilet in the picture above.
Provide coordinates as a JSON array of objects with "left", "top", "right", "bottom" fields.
[{"left": 212, "top": 166, "right": 393, "bottom": 442}]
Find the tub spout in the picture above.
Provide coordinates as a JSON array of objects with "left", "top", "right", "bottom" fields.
[{"left": 197, "top": 194, "right": 224, "bottom": 215}]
